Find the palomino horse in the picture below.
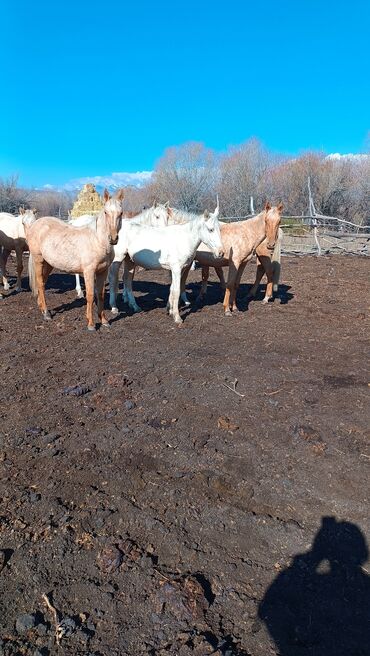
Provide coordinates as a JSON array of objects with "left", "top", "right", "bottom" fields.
[
  {"left": 109, "top": 207, "right": 224, "bottom": 323},
  {"left": 69, "top": 204, "right": 170, "bottom": 298},
  {"left": 183, "top": 203, "right": 283, "bottom": 315},
  {"left": 248, "top": 227, "right": 284, "bottom": 302},
  {"left": 24, "top": 189, "right": 124, "bottom": 331},
  {"left": 0, "top": 207, "right": 37, "bottom": 292},
  {"left": 199, "top": 226, "right": 284, "bottom": 306}
]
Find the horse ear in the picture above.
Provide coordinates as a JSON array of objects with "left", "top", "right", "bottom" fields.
[
  {"left": 277, "top": 202, "right": 283, "bottom": 212},
  {"left": 265, "top": 202, "right": 271, "bottom": 211},
  {"left": 153, "top": 200, "right": 158, "bottom": 208},
  {"left": 115, "top": 188, "right": 124, "bottom": 201},
  {"left": 103, "top": 188, "right": 111, "bottom": 202},
  {"left": 167, "top": 207, "right": 173, "bottom": 217},
  {"left": 32, "top": 208, "right": 37, "bottom": 214},
  {"left": 204, "top": 209, "right": 210, "bottom": 219},
  {"left": 19, "top": 206, "right": 25, "bottom": 215}
]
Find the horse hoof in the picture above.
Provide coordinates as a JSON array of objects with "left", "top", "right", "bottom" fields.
[
  {"left": 110, "top": 307, "right": 119, "bottom": 315},
  {"left": 102, "top": 322, "right": 111, "bottom": 329},
  {"left": 3, "top": 284, "right": 10, "bottom": 291},
  {"left": 77, "top": 291, "right": 84, "bottom": 299},
  {"left": 262, "top": 297, "right": 270, "bottom": 304},
  {"left": 43, "top": 311, "right": 52, "bottom": 321},
  {"left": 87, "top": 325, "right": 96, "bottom": 332},
  {"left": 15, "top": 287, "right": 22, "bottom": 293},
  {"left": 224, "top": 310, "right": 232, "bottom": 317}
]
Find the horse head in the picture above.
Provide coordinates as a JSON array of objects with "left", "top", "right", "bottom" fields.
[
  {"left": 264, "top": 202, "right": 283, "bottom": 251},
  {"left": 20, "top": 207, "right": 38, "bottom": 228},
  {"left": 151, "top": 201, "right": 170, "bottom": 227},
  {"left": 200, "top": 207, "right": 224, "bottom": 258},
  {"left": 103, "top": 188, "right": 124, "bottom": 245}
]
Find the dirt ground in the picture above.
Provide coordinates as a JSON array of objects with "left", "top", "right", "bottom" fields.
[{"left": 0, "top": 255, "right": 369, "bottom": 656}]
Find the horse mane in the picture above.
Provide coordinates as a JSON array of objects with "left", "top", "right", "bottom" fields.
[{"left": 168, "top": 208, "right": 200, "bottom": 225}]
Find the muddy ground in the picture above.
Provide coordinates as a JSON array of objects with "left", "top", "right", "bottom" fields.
[{"left": 0, "top": 255, "right": 369, "bottom": 656}]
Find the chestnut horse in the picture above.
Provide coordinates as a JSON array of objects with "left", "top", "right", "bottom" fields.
[
  {"left": 183, "top": 203, "right": 283, "bottom": 315},
  {"left": 24, "top": 189, "right": 123, "bottom": 331}
]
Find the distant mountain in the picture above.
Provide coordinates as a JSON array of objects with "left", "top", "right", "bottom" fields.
[
  {"left": 43, "top": 171, "right": 153, "bottom": 193},
  {"left": 326, "top": 153, "right": 369, "bottom": 161}
]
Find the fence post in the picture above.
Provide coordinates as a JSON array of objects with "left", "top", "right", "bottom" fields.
[{"left": 312, "top": 218, "right": 321, "bottom": 256}]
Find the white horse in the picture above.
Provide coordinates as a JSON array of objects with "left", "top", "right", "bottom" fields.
[
  {"left": 109, "top": 207, "right": 223, "bottom": 323},
  {"left": 70, "top": 204, "right": 170, "bottom": 298},
  {"left": 0, "top": 207, "right": 37, "bottom": 291}
]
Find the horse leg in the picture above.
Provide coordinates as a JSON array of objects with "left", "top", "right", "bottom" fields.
[
  {"left": 123, "top": 256, "right": 142, "bottom": 313},
  {"left": 248, "top": 257, "right": 265, "bottom": 298},
  {"left": 37, "top": 260, "right": 52, "bottom": 320},
  {"left": 170, "top": 267, "right": 182, "bottom": 324},
  {"left": 75, "top": 274, "right": 84, "bottom": 298},
  {"left": 180, "top": 264, "right": 192, "bottom": 306},
  {"left": 215, "top": 266, "right": 226, "bottom": 291},
  {"left": 84, "top": 270, "right": 96, "bottom": 331},
  {"left": 260, "top": 256, "right": 274, "bottom": 303},
  {"left": 123, "top": 263, "right": 136, "bottom": 305},
  {"left": 196, "top": 266, "right": 210, "bottom": 303},
  {"left": 1, "top": 249, "right": 11, "bottom": 290},
  {"left": 96, "top": 270, "right": 110, "bottom": 327},
  {"left": 15, "top": 248, "right": 24, "bottom": 291},
  {"left": 108, "top": 260, "right": 121, "bottom": 313},
  {"left": 223, "top": 261, "right": 238, "bottom": 316},
  {"left": 232, "top": 262, "right": 247, "bottom": 311}
]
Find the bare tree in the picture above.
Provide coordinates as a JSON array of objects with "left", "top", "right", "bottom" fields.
[
  {"left": 218, "top": 139, "right": 276, "bottom": 216},
  {"left": 151, "top": 142, "right": 218, "bottom": 212},
  {"left": 0, "top": 176, "right": 33, "bottom": 213}
]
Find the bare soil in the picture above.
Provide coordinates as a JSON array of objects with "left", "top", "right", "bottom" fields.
[{"left": 0, "top": 255, "right": 369, "bottom": 656}]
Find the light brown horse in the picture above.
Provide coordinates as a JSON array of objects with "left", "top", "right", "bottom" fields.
[
  {"left": 0, "top": 207, "right": 37, "bottom": 292},
  {"left": 248, "top": 227, "right": 283, "bottom": 302},
  {"left": 203, "top": 226, "right": 284, "bottom": 305},
  {"left": 185, "top": 203, "right": 283, "bottom": 315},
  {"left": 24, "top": 189, "right": 124, "bottom": 331}
]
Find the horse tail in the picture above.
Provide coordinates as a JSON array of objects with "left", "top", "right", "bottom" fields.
[
  {"left": 272, "top": 228, "right": 283, "bottom": 292},
  {"left": 28, "top": 253, "right": 38, "bottom": 296}
]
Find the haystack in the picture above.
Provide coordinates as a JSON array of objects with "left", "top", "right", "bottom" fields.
[{"left": 70, "top": 183, "right": 103, "bottom": 218}]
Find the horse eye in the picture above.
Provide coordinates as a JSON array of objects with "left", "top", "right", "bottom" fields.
[{"left": 209, "top": 228, "right": 214, "bottom": 233}]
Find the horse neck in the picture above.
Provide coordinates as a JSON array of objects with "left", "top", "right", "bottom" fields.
[
  {"left": 95, "top": 211, "right": 109, "bottom": 245},
  {"left": 189, "top": 216, "right": 205, "bottom": 248},
  {"left": 247, "top": 211, "right": 266, "bottom": 248}
]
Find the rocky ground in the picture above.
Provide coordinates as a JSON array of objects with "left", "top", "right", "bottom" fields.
[{"left": 0, "top": 255, "right": 369, "bottom": 656}]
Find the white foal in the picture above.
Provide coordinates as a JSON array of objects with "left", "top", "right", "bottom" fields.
[{"left": 109, "top": 209, "right": 223, "bottom": 323}]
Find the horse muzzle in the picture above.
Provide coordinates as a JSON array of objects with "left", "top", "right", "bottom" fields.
[
  {"left": 214, "top": 248, "right": 225, "bottom": 258},
  {"left": 110, "top": 236, "right": 118, "bottom": 246}
]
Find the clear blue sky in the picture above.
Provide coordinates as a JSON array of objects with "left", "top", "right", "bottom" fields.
[{"left": 1, "top": 0, "right": 369, "bottom": 187}]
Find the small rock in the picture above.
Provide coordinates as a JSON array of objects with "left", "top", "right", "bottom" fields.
[
  {"left": 16, "top": 613, "right": 37, "bottom": 633},
  {"left": 123, "top": 400, "right": 135, "bottom": 411},
  {"left": 97, "top": 544, "right": 123, "bottom": 573},
  {"left": 29, "top": 491, "right": 41, "bottom": 503},
  {"left": 57, "top": 617, "right": 76, "bottom": 638},
  {"left": 62, "top": 384, "right": 90, "bottom": 397}
]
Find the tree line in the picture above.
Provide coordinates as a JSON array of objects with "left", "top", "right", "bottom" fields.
[{"left": 1, "top": 139, "right": 369, "bottom": 225}]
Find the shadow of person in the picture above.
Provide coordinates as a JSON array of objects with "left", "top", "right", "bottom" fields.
[{"left": 258, "top": 516, "right": 370, "bottom": 655}]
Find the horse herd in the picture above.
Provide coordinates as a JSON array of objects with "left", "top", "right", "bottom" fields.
[{"left": 0, "top": 190, "right": 283, "bottom": 331}]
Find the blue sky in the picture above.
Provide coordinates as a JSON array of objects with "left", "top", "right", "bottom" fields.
[{"left": 1, "top": 0, "right": 369, "bottom": 187}]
